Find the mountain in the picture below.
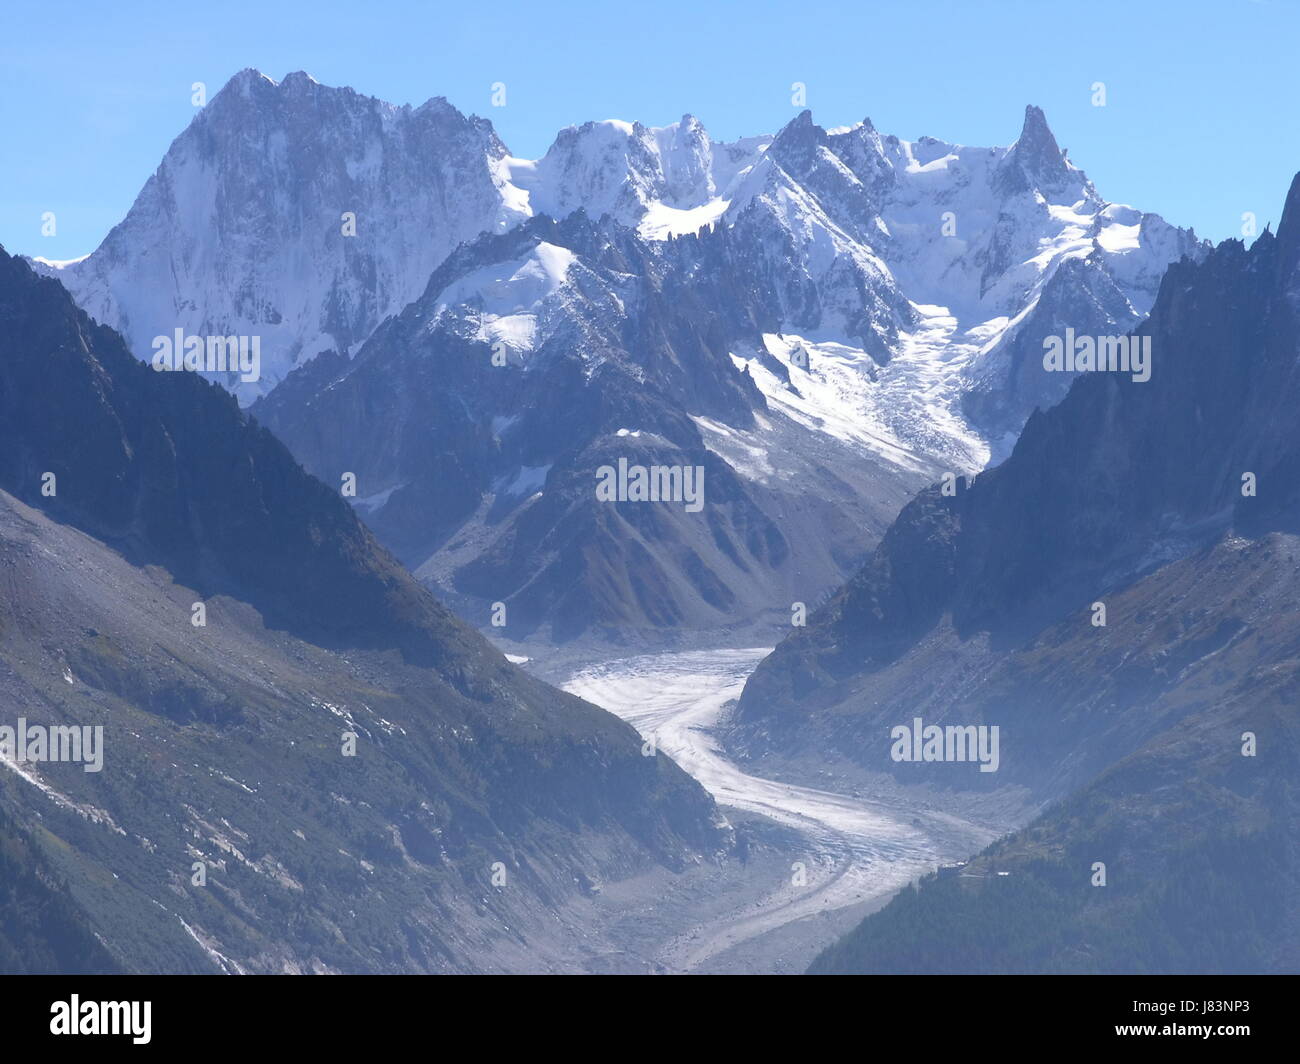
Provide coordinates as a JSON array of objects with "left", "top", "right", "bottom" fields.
[
  {"left": 37, "top": 72, "right": 1205, "bottom": 642},
  {"left": 252, "top": 210, "right": 929, "bottom": 642},
  {"left": 809, "top": 635, "right": 1298, "bottom": 973},
  {"left": 34, "top": 69, "right": 527, "bottom": 401},
  {"left": 509, "top": 114, "right": 765, "bottom": 236},
  {"left": 0, "top": 247, "right": 725, "bottom": 973},
  {"left": 733, "top": 176, "right": 1300, "bottom": 971}
]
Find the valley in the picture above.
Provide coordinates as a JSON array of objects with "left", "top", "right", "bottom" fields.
[
  {"left": 4, "top": 50, "right": 1294, "bottom": 980},
  {"left": 545, "top": 647, "right": 1003, "bottom": 972}
]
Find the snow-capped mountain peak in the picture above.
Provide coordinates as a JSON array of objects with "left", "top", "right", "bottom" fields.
[
  {"left": 997, "top": 104, "right": 1095, "bottom": 204},
  {"left": 38, "top": 72, "right": 1204, "bottom": 468},
  {"left": 35, "top": 70, "right": 524, "bottom": 401}
]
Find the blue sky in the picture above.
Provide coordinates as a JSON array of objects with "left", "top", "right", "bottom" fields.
[{"left": 4, "top": 0, "right": 1297, "bottom": 259}]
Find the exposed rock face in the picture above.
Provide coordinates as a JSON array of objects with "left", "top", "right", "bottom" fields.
[
  {"left": 35, "top": 74, "right": 1204, "bottom": 641},
  {"left": 748, "top": 177, "right": 1300, "bottom": 976},
  {"left": 0, "top": 247, "right": 724, "bottom": 973},
  {"left": 734, "top": 175, "right": 1300, "bottom": 802}
]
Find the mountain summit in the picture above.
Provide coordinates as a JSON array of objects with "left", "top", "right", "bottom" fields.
[{"left": 36, "top": 74, "right": 1206, "bottom": 641}]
